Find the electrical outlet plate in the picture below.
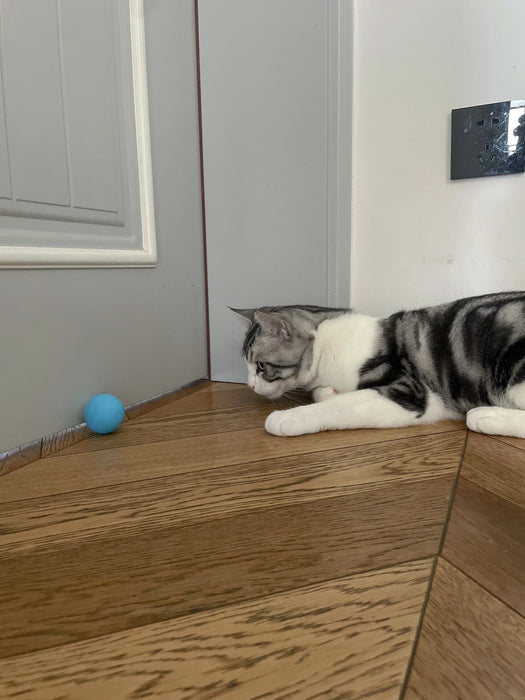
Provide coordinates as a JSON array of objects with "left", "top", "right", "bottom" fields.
[{"left": 451, "top": 100, "right": 525, "bottom": 180}]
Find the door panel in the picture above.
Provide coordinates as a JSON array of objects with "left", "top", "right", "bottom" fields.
[{"left": 199, "top": 0, "right": 342, "bottom": 382}]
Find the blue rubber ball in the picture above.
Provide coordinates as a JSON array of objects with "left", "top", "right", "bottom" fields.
[{"left": 84, "top": 394, "right": 125, "bottom": 434}]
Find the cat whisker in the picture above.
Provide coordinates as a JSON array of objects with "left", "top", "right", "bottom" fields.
[{"left": 275, "top": 389, "right": 312, "bottom": 409}]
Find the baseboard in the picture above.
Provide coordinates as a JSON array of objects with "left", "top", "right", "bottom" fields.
[
  {"left": 0, "top": 379, "right": 209, "bottom": 479},
  {"left": 124, "top": 379, "right": 208, "bottom": 420}
]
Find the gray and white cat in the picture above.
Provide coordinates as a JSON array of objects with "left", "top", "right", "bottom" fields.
[{"left": 233, "top": 292, "right": 525, "bottom": 438}]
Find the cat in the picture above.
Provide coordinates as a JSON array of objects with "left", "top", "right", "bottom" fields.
[{"left": 233, "top": 292, "right": 525, "bottom": 438}]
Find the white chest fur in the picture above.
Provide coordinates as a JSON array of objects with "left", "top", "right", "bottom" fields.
[{"left": 308, "top": 313, "right": 380, "bottom": 392}]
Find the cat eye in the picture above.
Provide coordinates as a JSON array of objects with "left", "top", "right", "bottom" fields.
[{"left": 256, "top": 361, "right": 266, "bottom": 372}]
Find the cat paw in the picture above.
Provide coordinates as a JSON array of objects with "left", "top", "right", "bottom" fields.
[
  {"left": 466, "top": 406, "right": 513, "bottom": 436},
  {"left": 312, "top": 386, "right": 338, "bottom": 403},
  {"left": 467, "top": 406, "right": 525, "bottom": 438},
  {"left": 265, "top": 407, "right": 321, "bottom": 436}
]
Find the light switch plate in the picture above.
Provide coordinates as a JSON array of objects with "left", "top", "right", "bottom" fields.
[{"left": 451, "top": 100, "right": 525, "bottom": 180}]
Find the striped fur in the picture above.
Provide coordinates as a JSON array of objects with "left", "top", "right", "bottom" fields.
[{"left": 233, "top": 292, "right": 525, "bottom": 437}]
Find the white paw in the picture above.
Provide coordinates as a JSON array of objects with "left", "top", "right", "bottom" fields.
[
  {"left": 312, "top": 386, "right": 338, "bottom": 403},
  {"left": 466, "top": 406, "right": 512, "bottom": 436},
  {"left": 265, "top": 407, "right": 321, "bottom": 436}
]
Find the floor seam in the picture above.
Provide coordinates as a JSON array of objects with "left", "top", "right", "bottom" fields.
[
  {"left": 0, "top": 555, "right": 434, "bottom": 664},
  {"left": 397, "top": 428, "right": 469, "bottom": 699},
  {"left": 439, "top": 553, "right": 525, "bottom": 621}
]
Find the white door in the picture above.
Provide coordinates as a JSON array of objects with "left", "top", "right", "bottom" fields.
[
  {"left": 0, "top": 0, "right": 208, "bottom": 452},
  {"left": 198, "top": 0, "right": 352, "bottom": 382}
]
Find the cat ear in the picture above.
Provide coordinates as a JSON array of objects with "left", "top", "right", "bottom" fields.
[
  {"left": 230, "top": 307, "right": 255, "bottom": 323},
  {"left": 254, "top": 310, "right": 291, "bottom": 339}
]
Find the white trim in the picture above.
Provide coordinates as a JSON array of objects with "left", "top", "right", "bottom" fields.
[
  {"left": 349, "top": 0, "right": 359, "bottom": 308},
  {"left": 326, "top": 0, "right": 353, "bottom": 306},
  {"left": 0, "top": 245, "right": 156, "bottom": 269},
  {"left": 0, "top": 0, "right": 156, "bottom": 269},
  {"left": 128, "top": 0, "right": 157, "bottom": 266}
]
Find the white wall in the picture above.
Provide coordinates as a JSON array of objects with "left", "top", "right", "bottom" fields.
[
  {"left": 0, "top": 0, "right": 207, "bottom": 453},
  {"left": 351, "top": 0, "right": 525, "bottom": 316}
]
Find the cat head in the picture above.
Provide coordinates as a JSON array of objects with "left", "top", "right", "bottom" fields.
[{"left": 232, "top": 307, "right": 317, "bottom": 399}]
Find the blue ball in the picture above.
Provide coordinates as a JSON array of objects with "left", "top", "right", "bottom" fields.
[{"left": 84, "top": 394, "right": 125, "bottom": 434}]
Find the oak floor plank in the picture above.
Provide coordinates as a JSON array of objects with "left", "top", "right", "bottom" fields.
[
  {"left": 66, "top": 387, "right": 313, "bottom": 455},
  {"left": 0, "top": 559, "right": 433, "bottom": 700},
  {"left": 0, "top": 427, "right": 360, "bottom": 503},
  {"left": 404, "top": 558, "right": 525, "bottom": 700},
  {"left": 0, "top": 421, "right": 465, "bottom": 504},
  {"left": 0, "top": 382, "right": 480, "bottom": 696},
  {"left": 0, "top": 432, "right": 464, "bottom": 555},
  {"left": 129, "top": 384, "right": 278, "bottom": 420},
  {"left": 461, "top": 433, "right": 525, "bottom": 508},
  {"left": 441, "top": 477, "right": 525, "bottom": 616},
  {"left": 207, "top": 381, "right": 244, "bottom": 390},
  {"left": 0, "top": 476, "right": 452, "bottom": 658},
  {"left": 60, "top": 404, "right": 285, "bottom": 454},
  {"left": 61, "top": 401, "right": 463, "bottom": 457},
  {"left": 492, "top": 434, "right": 525, "bottom": 452}
]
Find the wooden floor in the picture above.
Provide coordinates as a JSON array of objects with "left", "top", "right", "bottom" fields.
[{"left": 0, "top": 381, "right": 523, "bottom": 699}]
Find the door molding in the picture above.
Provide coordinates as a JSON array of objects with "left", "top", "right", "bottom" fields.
[
  {"left": 326, "top": 0, "right": 353, "bottom": 306},
  {"left": 0, "top": 0, "right": 156, "bottom": 269}
]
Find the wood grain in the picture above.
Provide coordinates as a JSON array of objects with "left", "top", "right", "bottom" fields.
[
  {"left": 461, "top": 432, "right": 525, "bottom": 508},
  {"left": 0, "top": 420, "right": 465, "bottom": 504},
  {"left": 59, "top": 404, "right": 288, "bottom": 453},
  {"left": 492, "top": 434, "right": 525, "bottom": 452},
  {"left": 1, "top": 383, "right": 209, "bottom": 474},
  {"left": 442, "top": 477, "right": 525, "bottom": 616},
  {"left": 207, "top": 381, "right": 244, "bottom": 390},
  {"left": 59, "top": 386, "right": 462, "bottom": 456},
  {"left": 0, "top": 559, "right": 432, "bottom": 700},
  {"left": 55, "top": 382, "right": 312, "bottom": 455},
  {"left": 129, "top": 384, "right": 278, "bottom": 420},
  {"left": 0, "top": 432, "right": 464, "bottom": 555},
  {"left": 0, "top": 476, "right": 452, "bottom": 658},
  {"left": 404, "top": 558, "right": 525, "bottom": 700},
  {"left": 6, "top": 381, "right": 518, "bottom": 698}
]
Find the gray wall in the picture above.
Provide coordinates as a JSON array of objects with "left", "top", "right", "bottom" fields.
[{"left": 0, "top": 0, "right": 207, "bottom": 453}]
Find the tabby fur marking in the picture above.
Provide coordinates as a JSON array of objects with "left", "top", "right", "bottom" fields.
[{"left": 233, "top": 292, "right": 525, "bottom": 438}]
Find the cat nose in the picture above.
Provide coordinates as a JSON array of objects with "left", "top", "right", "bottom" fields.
[{"left": 248, "top": 382, "right": 255, "bottom": 390}]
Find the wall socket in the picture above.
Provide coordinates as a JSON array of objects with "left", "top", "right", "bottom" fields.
[{"left": 451, "top": 100, "right": 525, "bottom": 180}]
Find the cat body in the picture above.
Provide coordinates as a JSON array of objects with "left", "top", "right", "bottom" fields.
[{"left": 234, "top": 292, "right": 525, "bottom": 438}]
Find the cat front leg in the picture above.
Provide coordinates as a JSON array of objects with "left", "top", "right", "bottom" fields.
[
  {"left": 466, "top": 406, "right": 525, "bottom": 438},
  {"left": 312, "top": 386, "right": 338, "bottom": 402},
  {"left": 265, "top": 389, "right": 436, "bottom": 436},
  {"left": 466, "top": 381, "right": 525, "bottom": 438}
]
